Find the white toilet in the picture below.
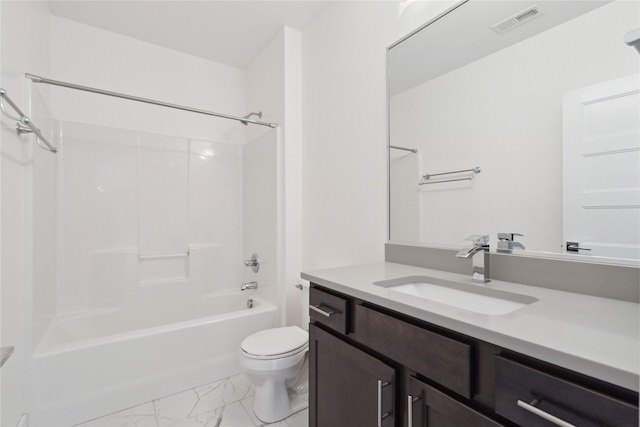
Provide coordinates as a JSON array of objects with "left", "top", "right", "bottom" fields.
[{"left": 239, "top": 325, "right": 309, "bottom": 423}]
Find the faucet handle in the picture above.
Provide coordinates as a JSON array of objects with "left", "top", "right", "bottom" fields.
[
  {"left": 497, "top": 233, "right": 525, "bottom": 253},
  {"left": 465, "top": 235, "right": 489, "bottom": 245},
  {"left": 497, "top": 233, "right": 523, "bottom": 241}
]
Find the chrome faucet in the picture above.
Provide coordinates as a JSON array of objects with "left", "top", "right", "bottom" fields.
[
  {"left": 456, "top": 235, "right": 490, "bottom": 283},
  {"left": 244, "top": 253, "right": 260, "bottom": 273},
  {"left": 241, "top": 281, "right": 258, "bottom": 291}
]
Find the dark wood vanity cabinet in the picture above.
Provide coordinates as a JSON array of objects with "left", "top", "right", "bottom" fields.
[
  {"left": 310, "top": 325, "right": 396, "bottom": 427},
  {"left": 309, "top": 284, "right": 639, "bottom": 427}
]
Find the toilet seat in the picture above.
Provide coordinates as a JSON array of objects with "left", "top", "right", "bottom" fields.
[{"left": 240, "top": 326, "right": 308, "bottom": 360}]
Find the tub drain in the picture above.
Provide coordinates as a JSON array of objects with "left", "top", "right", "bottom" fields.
[{"left": 247, "top": 299, "right": 254, "bottom": 309}]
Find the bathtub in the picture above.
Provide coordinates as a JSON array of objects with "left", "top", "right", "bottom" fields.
[{"left": 30, "top": 292, "right": 277, "bottom": 427}]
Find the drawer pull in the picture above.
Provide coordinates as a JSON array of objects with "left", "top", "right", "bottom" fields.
[
  {"left": 377, "top": 380, "right": 391, "bottom": 427},
  {"left": 517, "top": 399, "right": 576, "bottom": 427},
  {"left": 310, "top": 304, "right": 336, "bottom": 318},
  {"left": 407, "top": 394, "right": 420, "bottom": 427}
]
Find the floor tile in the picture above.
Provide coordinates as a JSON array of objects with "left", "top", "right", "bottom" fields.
[
  {"left": 155, "top": 379, "right": 227, "bottom": 426},
  {"left": 72, "top": 374, "right": 307, "bottom": 427},
  {"left": 221, "top": 374, "right": 254, "bottom": 403},
  {"left": 284, "top": 409, "right": 309, "bottom": 427},
  {"left": 211, "top": 401, "right": 256, "bottom": 427},
  {"left": 240, "top": 395, "right": 307, "bottom": 427},
  {"left": 73, "top": 402, "right": 158, "bottom": 427}
]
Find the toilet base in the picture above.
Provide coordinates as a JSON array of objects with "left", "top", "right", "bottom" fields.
[
  {"left": 286, "top": 391, "right": 309, "bottom": 419},
  {"left": 253, "top": 388, "right": 308, "bottom": 424}
]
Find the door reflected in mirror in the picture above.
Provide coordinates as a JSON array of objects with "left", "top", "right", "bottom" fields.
[{"left": 388, "top": 0, "right": 640, "bottom": 263}]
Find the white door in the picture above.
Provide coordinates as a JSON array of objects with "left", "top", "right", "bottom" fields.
[{"left": 563, "top": 74, "right": 640, "bottom": 260}]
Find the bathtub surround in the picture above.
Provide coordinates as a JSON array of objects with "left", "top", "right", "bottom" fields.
[
  {"left": 55, "top": 120, "right": 246, "bottom": 312},
  {"left": 25, "top": 116, "right": 281, "bottom": 425}
]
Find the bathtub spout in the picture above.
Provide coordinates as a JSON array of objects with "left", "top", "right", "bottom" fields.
[{"left": 241, "top": 281, "right": 258, "bottom": 291}]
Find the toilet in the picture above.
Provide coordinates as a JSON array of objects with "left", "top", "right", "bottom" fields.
[{"left": 239, "top": 325, "right": 309, "bottom": 423}]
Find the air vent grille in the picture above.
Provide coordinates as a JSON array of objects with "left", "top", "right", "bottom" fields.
[{"left": 491, "top": 5, "right": 543, "bottom": 34}]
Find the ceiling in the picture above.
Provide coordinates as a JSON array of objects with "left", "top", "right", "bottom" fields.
[{"left": 48, "top": 1, "right": 332, "bottom": 69}]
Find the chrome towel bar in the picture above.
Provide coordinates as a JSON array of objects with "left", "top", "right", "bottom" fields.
[{"left": 419, "top": 166, "right": 481, "bottom": 185}]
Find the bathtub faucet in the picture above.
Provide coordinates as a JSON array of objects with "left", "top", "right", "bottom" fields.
[{"left": 241, "top": 281, "right": 258, "bottom": 291}]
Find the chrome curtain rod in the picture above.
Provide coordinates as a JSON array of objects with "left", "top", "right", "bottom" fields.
[
  {"left": 0, "top": 88, "right": 58, "bottom": 153},
  {"left": 25, "top": 73, "right": 278, "bottom": 129}
]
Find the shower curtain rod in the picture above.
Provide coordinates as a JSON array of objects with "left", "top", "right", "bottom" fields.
[{"left": 25, "top": 73, "right": 278, "bottom": 129}]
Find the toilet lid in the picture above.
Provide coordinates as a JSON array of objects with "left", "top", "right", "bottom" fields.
[{"left": 241, "top": 326, "right": 308, "bottom": 357}]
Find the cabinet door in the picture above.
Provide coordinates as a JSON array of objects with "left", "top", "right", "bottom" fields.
[
  {"left": 310, "top": 324, "right": 396, "bottom": 427},
  {"left": 407, "top": 377, "right": 505, "bottom": 427}
]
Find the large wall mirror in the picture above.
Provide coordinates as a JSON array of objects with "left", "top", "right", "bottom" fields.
[{"left": 388, "top": 0, "right": 640, "bottom": 264}]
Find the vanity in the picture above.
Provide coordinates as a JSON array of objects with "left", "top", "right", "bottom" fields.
[{"left": 302, "top": 262, "right": 639, "bottom": 427}]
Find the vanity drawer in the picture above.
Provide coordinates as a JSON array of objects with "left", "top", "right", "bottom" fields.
[
  {"left": 495, "top": 356, "right": 638, "bottom": 427},
  {"left": 353, "top": 304, "right": 472, "bottom": 398},
  {"left": 409, "top": 377, "right": 505, "bottom": 427},
  {"left": 309, "top": 286, "right": 349, "bottom": 335}
]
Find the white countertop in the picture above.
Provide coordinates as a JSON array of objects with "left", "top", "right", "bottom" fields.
[{"left": 301, "top": 262, "right": 640, "bottom": 392}]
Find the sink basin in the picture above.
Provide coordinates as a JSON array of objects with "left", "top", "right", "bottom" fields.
[{"left": 373, "top": 276, "right": 538, "bottom": 316}]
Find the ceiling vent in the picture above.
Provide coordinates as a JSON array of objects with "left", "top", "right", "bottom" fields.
[{"left": 491, "top": 5, "right": 543, "bottom": 34}]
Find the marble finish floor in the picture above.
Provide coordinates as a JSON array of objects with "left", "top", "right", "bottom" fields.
[{"left": 73, "top": 374, "right": 308, "bottom": 427}]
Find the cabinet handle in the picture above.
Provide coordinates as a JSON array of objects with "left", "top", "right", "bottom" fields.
[
  {"left": 310, "top": 304, "right": 336, "bottom": 318},
  {"left": 407, "top": 395, "right": 420, "bottom": 427},
  {"left": 377, "top": 380, "right": 391, "bottom": 427},
  {"left": 517, "top": 400, "right": 576, "bottom": 427}
]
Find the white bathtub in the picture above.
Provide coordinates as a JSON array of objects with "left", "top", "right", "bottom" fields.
[{"left": 30, "top": 292, "right": 277, "bottom": 427}]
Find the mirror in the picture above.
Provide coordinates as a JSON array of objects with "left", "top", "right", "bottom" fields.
[{"left": 388, "top": 0, "right": 640, "bottom": 263}]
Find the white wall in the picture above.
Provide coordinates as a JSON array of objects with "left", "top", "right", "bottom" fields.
[
  {"left": 0, "top": 1, "right": 51, "bottom": 425},
  {"left": 389, "top": 149, "right": 420, "bottom": 242},
  {"left": 246, "top": 27, "right": 303, "bottom": 326},
  {"left": 390, "top": 1, "right": 640, "bottom": 252},
  {"left": 281, "top": 28, "right": 303, "bottom": 326},
  {"left": 49, "top": 16, "right": 247, "bottom": 143},
  {"left": 301, "top": 1, "right": 455, "bottom": 270}
]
